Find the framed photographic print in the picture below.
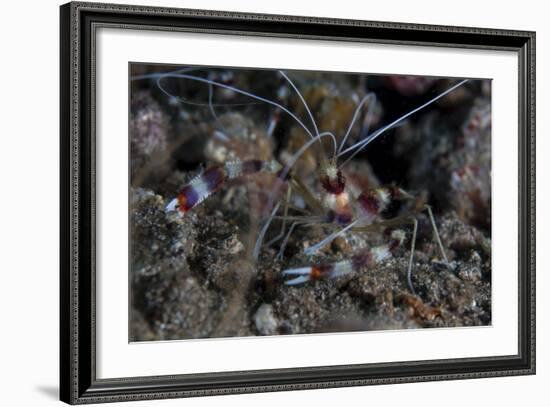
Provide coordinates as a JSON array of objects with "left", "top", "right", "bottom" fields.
[{"left": 60, "top": 1, "right": 535, "bottom": 404}]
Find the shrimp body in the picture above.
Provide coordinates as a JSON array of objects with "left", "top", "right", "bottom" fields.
[
  {"left": 319, "top": 162, "right": 412, "bottom": 229},
  {"left": 321, "top": 165, "right": 354, "bottom": 225},
  {"left": 133, "top": 68, "right": 465, "bottom": 292}
]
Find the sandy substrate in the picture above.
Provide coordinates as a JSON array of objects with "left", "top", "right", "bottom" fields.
[{"left": 129, "top": 68, "right": 491, "bottom": 341}]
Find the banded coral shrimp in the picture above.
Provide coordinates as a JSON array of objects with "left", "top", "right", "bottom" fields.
[{"left": 131, "top": 65, "right": 471, "bottom": 301}]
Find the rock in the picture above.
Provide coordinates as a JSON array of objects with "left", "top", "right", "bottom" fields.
[
  {"left": 130, "top": 188, "right": 196, "bottom": 280},
  {"left": 130, "top": 91, "right": 170, "bottom": 181},
  {"left": 254, "top": 303, "right": 279, "bottom": 335},
  {"left": 145, "top": 275, "right": 219, "bottom": 340},
  {"left": 393, "top": 92, "right": 491, "bottom": 231}
]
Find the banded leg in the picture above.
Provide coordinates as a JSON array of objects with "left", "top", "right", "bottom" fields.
[
  {"left": 283, "top": 230, "right": 406, "bottom": 285},
  {"left": 354, "top": 205, "right": 449, "bottom": 294},
  {"left": 424, "top": 205, "right": 450, "bottom": 266},
  {"left": 407, "top": 218, "right": 418, "bottom": 295},
  {"left": 165, "top": 159, "right": 281, "bottom": 214}
]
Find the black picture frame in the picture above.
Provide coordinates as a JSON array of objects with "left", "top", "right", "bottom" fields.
[{"left": 60, "top": 1, "right": 536, "bottom": 404}]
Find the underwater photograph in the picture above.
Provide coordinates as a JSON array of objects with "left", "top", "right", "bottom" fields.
[{"left": 129, "top": 64, "right": 492, "bottom": 342}]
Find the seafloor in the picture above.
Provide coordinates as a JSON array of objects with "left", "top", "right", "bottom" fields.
[{"left": 129, "top": 66, "right": 491, "bottom": 341}]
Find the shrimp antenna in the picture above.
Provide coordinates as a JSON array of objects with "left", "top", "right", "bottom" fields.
[
  {"left": 149, "top": 72, "right": 319, "bottom": 142},
  {"left": 338, "top": 79, "right": 469, "bottom": 168},
  {"left": 337, "top": 92, "right": 377, "bottom": 155},
  {"left": 131, "top": 68, "right": 261, "bottom": 108},
  {"left": 278, "top": 70, "right": 320, "bottom": 140},
  {"left": 278, "top": 131, "right": 338, "bottom": 184},
  {"left": 207, "top": 82, "right": 229, "bottom": 138},
  {"left": 130, "top": 66, "right": 195, "bottom": 82}
]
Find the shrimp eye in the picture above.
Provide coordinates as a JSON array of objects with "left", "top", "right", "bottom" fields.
[{"left": 320, "top": 170, "right": 346, "bottom": 194}]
